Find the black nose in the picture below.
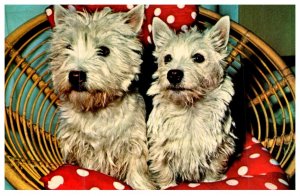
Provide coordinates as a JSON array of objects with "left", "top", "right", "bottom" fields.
[
  {"left": 69, "top": 71, "right": 87, "bottom": 91},
  {"left": 167, "top": 69, "right": 184, "bottom": 85}
]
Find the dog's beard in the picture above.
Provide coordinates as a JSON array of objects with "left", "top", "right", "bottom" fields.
[
  {"left": 67, "top": 91, "right": 123, "bottom": 112},
  {"left": 163, "top": 88, "right": 204, "bottom": 106},
  {"left": 57, "top": 84, "right": 123, "bottom": 112},
  {"left": 163, "top": 77, "right": 222, "bottom": 106}
]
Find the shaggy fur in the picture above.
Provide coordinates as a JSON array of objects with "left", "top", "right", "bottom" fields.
[
  {"left": 147, "top": 16, "right": 237, "bottom": 189},
  {"left": 49, "top": 5, "right": 156, "bottom": 190}
]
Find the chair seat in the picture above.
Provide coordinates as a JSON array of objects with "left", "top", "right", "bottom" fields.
[{"left": 40, "top": 132, "right": 289, "bottom": 190}]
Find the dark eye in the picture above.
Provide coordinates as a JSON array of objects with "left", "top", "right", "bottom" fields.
[
  {"left": 192, "top": 53, "right": 205, "bottom": 63},
  {"left": 164, "top": 54, "right": 172, "bottom": 64},
  {"left": 97, "top": 46, "right": 110, "bottom": 57},
  {"left": 66, "top": 44, "right": 72, "bottom": 50}
]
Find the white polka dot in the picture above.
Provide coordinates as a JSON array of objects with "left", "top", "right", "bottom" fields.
[
  {"left": 148, "top": 24, "right": 152, "bottom": 33},
  {"left": 188, "top": 183, "right": 200, "bottom": 188},
  {"left": 244, "top": 145, "right": 252, "bottom": 150},
  {"left": 238, "top": 166, "right": 248, "bottom": 176},
  {"left": 259, "top": 173, "right": 267, "bottom": 175},
  {"left": 278, "top": 178, "right": 289, "bottom": 186},
  {"left": 48, "top": 175, "right": 64, "bottom": 189},
  {"left": 127, "top": 4, "right": 134, "bottom": 9},
  {"left": 145, "top": 5, "right": 150, "bottom": 9},
  {"left": 243, "top": 175, "right": 253, "bottom": 178},
  {"left": 154, "top": 8, "right": 161, "bottom": 16},
  {"left": 249, "top": 153, "right": 260, "bottom": 159},
  {"left": 76, "top": 169, "right": 89, "bottom": 177},
  {"left": 177, "top": 4, "right": 185, "bottom": 9},
  {"left": 90, "top": 187, "right": 100, "bottom": 190},
  {"left": 265, "top": 182, "right": 278, "bottom": 190},
  {"left": 46, "top": 8, "right": 53, "bottom": 16},
  {"left": 113, "top": 182, "right": 125, "bottom": 190},
  {"left": 147, "top": 36, "right": 152, "bottom": 44},
  {"left": 270, "top": 158, "right": 279, "bottom": 165},
  {"left": 191, "top": 12, "right": 197, "bottom": 19},
  {"left": 252, "top": 137, "right": 260, "bottom": 143},
  {"left": 262, "top": 147, "right": 268, "bottom": 151},
  {"left": 181, "top": 25, "right": 188, "bottom": 32},
  {"left": 167, "top": 15, "right": 175, "bottom": 24},
  {"left": 68, "top": 5, "right": 76, "bottom": 12},
  {"left": 226, "top": 179, "right": 239, "bottom": 186}
]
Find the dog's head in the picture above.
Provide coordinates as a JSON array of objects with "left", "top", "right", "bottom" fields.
[
  {"left": 148, "top": 16, "right": 230, "bottom": 105},
  {"left": 49, "top": 5, "right": 144, "bottom": 111}
]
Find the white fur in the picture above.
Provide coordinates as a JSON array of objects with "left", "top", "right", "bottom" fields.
[
  {"left": 147, "top": 16, "right": 236, "bottom": 189},
  {"left": 59, "top": 93, "right": 154, "bottom": 189},
  {"left": 49, "top": 5, "right": 156, "bottom": 190}
]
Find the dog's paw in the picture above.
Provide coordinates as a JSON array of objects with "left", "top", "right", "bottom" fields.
[
  {"left": 159, "top": 182, "right": 178, "bottom": 190},
  {"left": 203, "top": 174, "right": 226, "bottom": 183},
  {"left": 128, "top": 180, "right": 158, "bottom": 190}
]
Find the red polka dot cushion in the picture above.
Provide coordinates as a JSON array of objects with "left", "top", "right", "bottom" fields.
[
  {"left": 41, "top": 165, "right": 131, "bottom": 190},
  {"left": 40, "top": 132, "right": 289, "bottom": 190},
  {"left": 44, "top": 4, "right": 198, "bottom": 45}
]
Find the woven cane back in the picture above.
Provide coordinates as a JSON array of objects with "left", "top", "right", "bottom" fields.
[{"left": 5, "top": 7, "right": 295, "bottom": 189}]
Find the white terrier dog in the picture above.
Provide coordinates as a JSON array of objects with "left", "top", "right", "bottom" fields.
[
  {"left": 49, "top": 5, "right": 156, "bottom": 190},
  {"left": 147, "top": 16, "right": 237, "bottom": 189}
]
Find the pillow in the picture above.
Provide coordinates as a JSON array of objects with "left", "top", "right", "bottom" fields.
[
  {"left": 44, "top": 4, "right": 199, "bottom": 45},
  {"left": 41, "top": 164, "right": 131, "bottom": 190},
  {"left": 40, "top": 132, "right": 289, "bottom": 190}
]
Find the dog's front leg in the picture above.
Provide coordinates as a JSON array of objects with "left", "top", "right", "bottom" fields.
[
  {"left": 149, "top": 158, "right": 177, "bottom": 190},
  {"left": 125, "top": 150, "right": 158, "bottom": 190}
]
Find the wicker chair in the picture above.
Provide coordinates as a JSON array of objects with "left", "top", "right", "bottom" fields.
[{"left": 5, "top": 7, "right": 295, "bottom": 190}]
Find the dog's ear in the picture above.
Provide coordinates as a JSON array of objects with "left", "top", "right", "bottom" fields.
[
  {"left": 152, "top": 17, "right": 174, "bottom": 49},
  {"left": 54, "top": 5, "right": 72, "bottom": 25},
  {"left": 123, "top": 5, "right": 145, "bottom": 33},
  {"left": 205, "top": 16, "right": 230, "bottom": 52}
]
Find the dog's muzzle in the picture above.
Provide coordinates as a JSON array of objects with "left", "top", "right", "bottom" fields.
[
  {"left": 68, "top": 70, "right": 87, "bottom": 91},
  {"left": 167, "top": 69, "right": 184, "bottom": 85}
]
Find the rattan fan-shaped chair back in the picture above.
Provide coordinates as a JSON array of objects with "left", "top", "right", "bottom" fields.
[{"left": 5, "top": 7, "right": 295, "bottom": 189}]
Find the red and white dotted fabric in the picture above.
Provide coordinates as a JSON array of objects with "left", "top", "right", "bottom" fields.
[
  {"left": 40, "top": 132, "right": 289, "bottom": 190},
  {"left": 142, "top": 5, "right": 197, "bottom": 45},
  {"left": 41, "top": 164, "right": 131, "bottom": 190},
  {"left": 44, "top": 4, "right": 198, "bottom": 45}
]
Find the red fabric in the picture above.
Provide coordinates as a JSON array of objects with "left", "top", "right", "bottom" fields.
[
  {"left": 44, "top": 4, "right": 198, "bottom": 45},
  {"left": 41, "top": 165, "right": 131, "bottom": 190},
  {"left": 40, "top": 132, "right": 289, "bottom": 190}
]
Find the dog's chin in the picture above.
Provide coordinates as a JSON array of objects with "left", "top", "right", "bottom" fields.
[
  {"left": 71, "top": 85, "right": 87, "bottom": 92},
  {"left": 164, "top": 87, "right": 204, "bottom": 106},
  {"left": 64, "top": 89, "right": 123, "bottom": 112}
]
